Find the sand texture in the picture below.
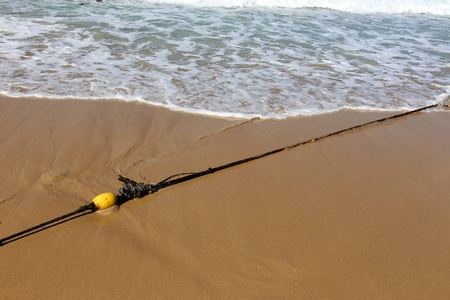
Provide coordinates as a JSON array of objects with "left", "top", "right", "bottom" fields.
[{"left": 1, "top": 95, "right": 449, "bottom": 299}]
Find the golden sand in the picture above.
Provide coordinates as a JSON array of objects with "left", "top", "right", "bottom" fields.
[{"left": 1, "top": 95, "right": 449, "bottom": 299}]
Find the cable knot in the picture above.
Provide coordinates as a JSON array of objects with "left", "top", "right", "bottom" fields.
[{"left": 117, "top": 175, "right": 152, "bottom": 203}]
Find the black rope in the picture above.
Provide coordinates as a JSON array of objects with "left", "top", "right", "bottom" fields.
[
  {"left": 0, "top": 103, "right": 437, "bottom": 246},
  {"left": 0, "top": 203, "right": 95, "bottom": 246},
  {"left": 148, "top": 103, "right": 438, "bottom": 192},
  {"left": 117, "top": 103, "right": 439, "bottom": 199}
]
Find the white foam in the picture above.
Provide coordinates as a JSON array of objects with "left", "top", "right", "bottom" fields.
[
  {"left": 0, "top": 1, "right": 448, "bottom": 118},
  {"left": 138, "top": 0, "right": 450, "bottom": 15}
]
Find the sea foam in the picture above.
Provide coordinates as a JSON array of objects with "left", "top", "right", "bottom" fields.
[
  {"left": 140, "top": 0, "right": 450, "bottom": 15},
  {"left": 0, "top": 0, "right": 449, "bottom": 118}
]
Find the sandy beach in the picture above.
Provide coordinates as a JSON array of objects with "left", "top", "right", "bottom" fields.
[{"left": 0, "top": 94, "right": 449, "bottom": 299}]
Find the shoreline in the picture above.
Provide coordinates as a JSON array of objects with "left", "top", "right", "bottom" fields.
[
  {"left": 1, "top": 95, "right": 450, "bottom": 298},
  {"left": 1, "top": 93, "right": 444, "bottom": 120}
]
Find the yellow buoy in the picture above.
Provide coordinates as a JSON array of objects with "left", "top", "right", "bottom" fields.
[{"left": 92, "top": 192, "right": 118, "bottom": 210}]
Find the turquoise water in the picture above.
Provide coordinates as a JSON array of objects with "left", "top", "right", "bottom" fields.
[{"left": 0, "top": 0, "right": 449, "bottom": 118}]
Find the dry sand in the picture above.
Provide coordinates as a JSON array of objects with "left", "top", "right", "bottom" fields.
[{"left": 0, "top": 95, "right": 449, "bottom": 299}]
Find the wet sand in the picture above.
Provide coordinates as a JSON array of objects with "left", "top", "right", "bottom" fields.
[{"left": 1, "top": 95, "right": 449, "bottom": 299}]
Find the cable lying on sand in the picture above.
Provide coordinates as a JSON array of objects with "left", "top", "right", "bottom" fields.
[{"left": 0, "top": 103, "right": 439, "bottom": 247}]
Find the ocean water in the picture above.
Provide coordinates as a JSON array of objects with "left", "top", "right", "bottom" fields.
[{"left": 0, "top": 0, "right": 449, "bottom": 118}]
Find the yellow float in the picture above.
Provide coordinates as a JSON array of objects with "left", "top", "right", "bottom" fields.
[{"left": 92, "top": 192, "right": 118, "bottom": 210}]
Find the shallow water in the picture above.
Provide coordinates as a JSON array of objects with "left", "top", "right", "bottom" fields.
[{"left": 0, "top": 0, "right": 449, "bottom": 118}]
